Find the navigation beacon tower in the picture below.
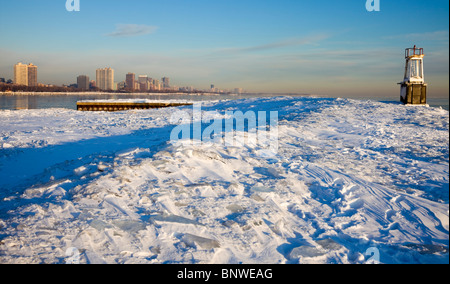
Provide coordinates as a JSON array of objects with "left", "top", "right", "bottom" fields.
[{"left": 399, "top": 45, "right": 427, "bottom": 105}]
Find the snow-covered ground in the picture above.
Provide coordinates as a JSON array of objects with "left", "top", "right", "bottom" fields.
[{"left": 0, "top": 96, "right": 448, "bottom": 264}]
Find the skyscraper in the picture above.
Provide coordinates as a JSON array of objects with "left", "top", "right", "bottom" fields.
[
  {"left": 138, "top": 75, "right": 149, "bottom": 92},
  {"left": 77, "top": 75, "right": 90, "bottom": 91},
  {"left": 126, "top": 73, "right": 135, "bottom": 91},
  {"left": 153, "top": 79, "right": 161, "bottom": 90},
  {"left": 162, "top": 77, "right": 170, "bottom": 89},
  {"left": 96, "top": 67, "right": 114, "bottom": 90},
  {"left": 14, "top": 63, "right": 29, "bottom": 86},
  {"left": 27, "top": 63, "right": 38, "bottom": 87}
]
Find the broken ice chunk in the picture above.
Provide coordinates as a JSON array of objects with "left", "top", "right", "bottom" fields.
[
  {"left": 74, "top": 166, "right": 89, "bottom": 176},
  {"left": 222, "top": 220, "right": 238, "bottom": 228},
  {"left": 316, "top": 239, "right": 343, "bottom": 251},
  {"left": 404, "top": 243, "right": 450, "bottom": 255},
  {"left": 112, "top": 220, "right": 147, "bottom": 234},
  {"left": 226, "top": 204, "right": 245, "bottom": 213},
  {"left": 250, "top": 194, "right": 265, "bottom": 202},
  {"left": 289, "top": 245, "right": 326, "bottom": 259},
  {"left": 97, "top": 164, "right": 108, "bottom": 172},
  {"left": 149, "top": 214, "right": 203, "bottom": 226},
  {"left": 45, "top": 186, "right": 67, "bottom": 198},
  {"left": 250, "top": 186, "right": 275, "bottom": 193},
  {"left": 89, "top": 219, "right": 113, "bottom": 231},
  {"left": 2, "top": 143, "right": 14, "bottom": 149},
  {"left": 181, "top": 233, "right": 220, "bottom": 250}
]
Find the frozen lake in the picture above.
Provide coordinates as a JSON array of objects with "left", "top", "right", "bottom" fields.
[
  {"left": 0, "top": 96, "right": 448, "bottom": 264},
  {"left": 0, "top": 93, "right": 448, "bottom": 111}
]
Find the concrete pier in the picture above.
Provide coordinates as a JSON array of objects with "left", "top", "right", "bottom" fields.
[{"left": 77, "top": 101, "right": 193, "bottom": 111}]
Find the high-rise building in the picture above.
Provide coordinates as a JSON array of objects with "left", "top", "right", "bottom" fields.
[
  {"left": 14, "top": 63, "right": 38, "bottom": 86},
  {"left": 138, "top": 75, "right": 149, "bottom": 92},
  {"left": 134, "top": 81, "right": 140, "bottom": 91},
  {"left": 96, "top": 69, "right": 105, "bottom": 90},
  {"left": 117, "top": 81, "right": 126, "bottom": 90},
  {"left": 162, "top": 77, "right": 170, "bottom": 89},
  {"left": 14, "top": 62, "right": 29, "bottom": 86},
  {"left": 27, "top": 63, "right": 37, "bottom": 87},
  {"left": 77, "top": 75, "right": 90, "bottom": 91},
  {"left": 96, "top": 67, "right": 114, "bottom": 90},
  {"left": 153, "top": 79, "right": 161, "bottom": 91},
  {"left": 126, "top": 73, "right": 135, "bottom": 91}
]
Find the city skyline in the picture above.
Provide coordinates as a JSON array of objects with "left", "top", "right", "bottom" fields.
[
  {"left": 6, "top": 62, "right": 230, "bottom": 93},
  {"left": 0, "top": 0, "right": 448, "bottom": 98}
]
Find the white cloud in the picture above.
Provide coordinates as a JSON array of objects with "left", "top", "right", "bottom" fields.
[
  {"left": 219, "top": 34, "right": 330, "bottom": 54},
  {"left": 105, "top": 24, "right": 158, "bottom": 37}
]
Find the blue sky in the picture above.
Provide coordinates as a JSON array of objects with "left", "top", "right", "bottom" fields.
[{"left": 0, "top": 0, "right": 448, "bottom": 97}]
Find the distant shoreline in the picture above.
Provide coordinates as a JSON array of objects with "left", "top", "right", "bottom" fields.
[
  {"left": 1, "top": 91, "right": 448, "bottom": 110},
  {"left": 0, "top": 91, "right": 313, "bottom": 98},
  {"left": 0, "top": 91, "right": 223, "bottom": 96}
]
